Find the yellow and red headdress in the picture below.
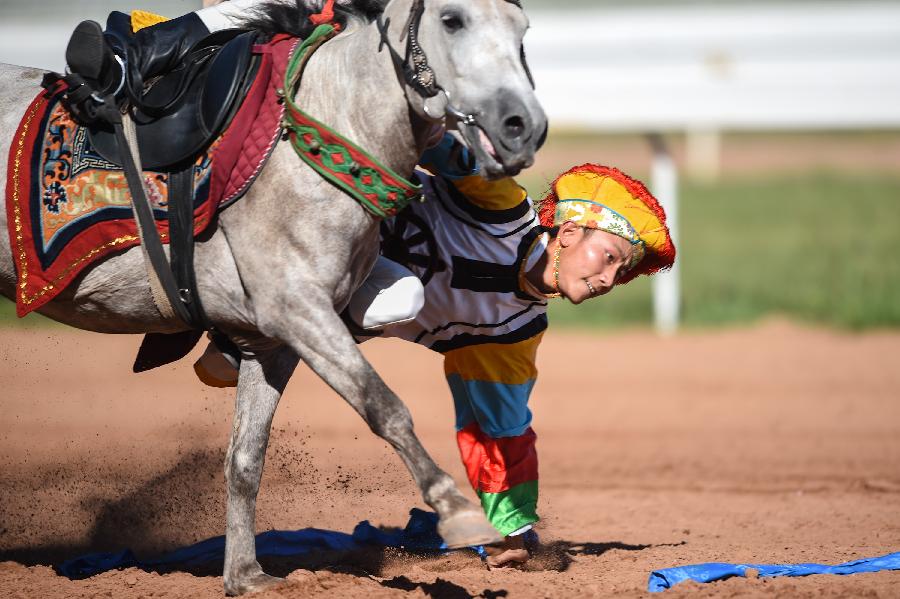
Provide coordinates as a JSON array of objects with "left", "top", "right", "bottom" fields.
[{"left": 538, "top": 164, "right": 676, "bottom": 285}]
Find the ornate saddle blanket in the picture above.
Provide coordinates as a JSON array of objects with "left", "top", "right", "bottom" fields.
[{"left": 6, "top": 34, "right": 298, "bottom": 317}]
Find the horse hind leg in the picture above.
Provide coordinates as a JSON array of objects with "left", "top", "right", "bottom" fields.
[{"left": 223, "top": 344, "right": 297, "bottom": 596}]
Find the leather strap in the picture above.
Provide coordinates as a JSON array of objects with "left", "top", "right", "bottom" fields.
[
  {"left": 132, "top": 167, "right": 211, "bottom": 374},
  {"left": 110, "top": 104, "right": 193, "bottom": 324},
  {"left": 168, "top": 166, "right": 212, "bottom": 329}
]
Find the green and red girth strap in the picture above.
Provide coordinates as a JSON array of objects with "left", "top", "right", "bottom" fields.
[{"left": 281, "top": 24, "right": 423, "bottom": 218}]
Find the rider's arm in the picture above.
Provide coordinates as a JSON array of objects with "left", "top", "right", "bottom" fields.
[
  {"left": 442, "top": 333, "right": 543, "bottom": 536},
  {"left": 420, "top": 133, "right": 528, "bottom": 213}
]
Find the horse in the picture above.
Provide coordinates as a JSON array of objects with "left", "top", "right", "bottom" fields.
[{"left": 0, "top": 0, "right": 546, "bottom": 594}]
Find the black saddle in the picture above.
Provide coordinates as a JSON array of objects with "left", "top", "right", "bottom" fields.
[{"left": 88, "top": 29, "right": 261, "bottom": 170}]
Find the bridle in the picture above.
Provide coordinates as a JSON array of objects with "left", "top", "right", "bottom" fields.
[{"left": 375, "top": 0, "right": 532, "bottom": 128}]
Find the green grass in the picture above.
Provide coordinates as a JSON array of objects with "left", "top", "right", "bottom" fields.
[
  {"left": 522, "top": 172, "right": 900, "bottom": 330},
  {"left": 4, "top": 172, "right": 899, "bottom": 331},
  {"left": 0, "top": 297, "right": 57, "bottom": 328}
]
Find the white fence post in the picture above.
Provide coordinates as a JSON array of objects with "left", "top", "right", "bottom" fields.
[{"left": 649, "top": 134, "right": 680, "bottom": 335}]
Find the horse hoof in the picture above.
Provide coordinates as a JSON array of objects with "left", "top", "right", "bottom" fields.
[
  {"left": 438, "top": 509, "right": 503, "bottom": 549},
  {"left": 224, "top": 572, "right": 285, "bottom": 596}
]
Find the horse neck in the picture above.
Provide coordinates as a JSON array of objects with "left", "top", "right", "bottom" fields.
[{"left": 293, "top": 16, "right": 428, "bottom": 177}]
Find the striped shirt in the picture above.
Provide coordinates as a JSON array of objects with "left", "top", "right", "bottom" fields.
[{"left": 379, "top": 172, "right": 548, "bottom": 352}]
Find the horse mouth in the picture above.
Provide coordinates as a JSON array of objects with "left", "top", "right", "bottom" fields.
[
  {"left": 477, "top": 127, "right": 500, "bottom": 163},
  {"left": 460, "top": 124, "right": 520, "bottom": 179}
]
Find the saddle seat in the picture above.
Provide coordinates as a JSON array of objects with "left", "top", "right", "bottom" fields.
[{"left": 88, "top": 27, "right": 262, "bottom": 170}]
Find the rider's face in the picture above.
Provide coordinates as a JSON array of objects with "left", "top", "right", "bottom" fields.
[{"left": 555, "top": 222, "right": 633, "bottom": 305}]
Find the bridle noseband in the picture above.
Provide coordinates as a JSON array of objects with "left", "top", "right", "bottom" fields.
[{"left": 375, "top": 0, "right": 531, "bottom": 128}]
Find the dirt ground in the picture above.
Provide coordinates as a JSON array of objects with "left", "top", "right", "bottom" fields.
[{"left": 1, "top": 320, "right": 899, "bottom": 598}]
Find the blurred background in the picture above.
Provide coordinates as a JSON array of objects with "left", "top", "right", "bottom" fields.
[{"left": 1, "top": 0, "right": 898, "bottom": 331}]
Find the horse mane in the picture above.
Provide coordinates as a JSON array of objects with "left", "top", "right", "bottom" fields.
[{"left": 239, "top": 0, "right": 388, "bottom": 38}]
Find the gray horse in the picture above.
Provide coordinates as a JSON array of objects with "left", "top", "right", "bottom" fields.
[{"left": 0, "top": 0, "right": 546, "bottom": 594}]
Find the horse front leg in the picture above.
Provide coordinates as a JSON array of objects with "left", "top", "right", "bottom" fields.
[
  {"left": 265, "top": 295, "right": 503, "bottom": 550},
  {"left": 223, "top": 343, "right": 298, "bottom": 596}
]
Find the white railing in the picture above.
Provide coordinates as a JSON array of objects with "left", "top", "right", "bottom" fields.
[{"left": 527, "top": 2, "right": 900, "bottom": 131}]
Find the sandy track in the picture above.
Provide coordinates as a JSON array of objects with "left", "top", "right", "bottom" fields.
[{"left": 1, "top": 321, "right": 899, "bottom": 597}]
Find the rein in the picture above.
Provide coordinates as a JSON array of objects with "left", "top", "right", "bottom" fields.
[{"left": 281, "top": 24, "right": 423, "bottom": 218}]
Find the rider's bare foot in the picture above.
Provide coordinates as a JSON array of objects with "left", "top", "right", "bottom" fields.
[{"left": 484, "top": 534, "right": 530, "bottom": 568}]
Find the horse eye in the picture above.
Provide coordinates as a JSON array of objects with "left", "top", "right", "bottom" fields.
[{"left": 441, "top": 12, "right": 465, "bottom": 32}]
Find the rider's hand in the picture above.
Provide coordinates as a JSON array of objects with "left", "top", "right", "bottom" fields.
[{"left": 419, "top": 132, "right": 479, "bottom": 180}]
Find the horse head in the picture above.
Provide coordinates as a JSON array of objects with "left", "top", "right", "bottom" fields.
[{"left": 378, "top": 0, "right": 547, "bottom": 178}]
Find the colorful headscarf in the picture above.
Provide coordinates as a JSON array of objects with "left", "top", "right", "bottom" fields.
[{"left": 538, "top": 164, "right": 676, "bottom": 284}]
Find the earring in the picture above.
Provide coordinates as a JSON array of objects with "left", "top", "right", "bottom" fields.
[{"left": 547, "top": 241, "right": 562, "bottom": 299}]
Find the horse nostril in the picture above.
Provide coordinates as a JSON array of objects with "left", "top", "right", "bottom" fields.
[{"left": 503, "top": 115, "right": 526, "bottom": 139}]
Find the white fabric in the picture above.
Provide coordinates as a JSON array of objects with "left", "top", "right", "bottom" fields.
[
  {"left": 348, "top": 256, "right": 425, "bottom": 330},
  {"left": 508, "top": 524, "right": 533, "bottom": 537}
]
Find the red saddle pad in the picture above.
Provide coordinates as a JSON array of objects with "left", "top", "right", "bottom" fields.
[{"left": 5, "top": 35, "right": 297, "bottom": 317}]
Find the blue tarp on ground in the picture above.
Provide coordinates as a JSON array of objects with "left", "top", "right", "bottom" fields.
[
  {"left": 648, "top": 552, "right": 900, "bottom": 592},
  {"left": 60, "top": 512, "right": 899, "bottom": 590},
  {"left": 57, "top": 508, "right": 473, "bottom": 579}
]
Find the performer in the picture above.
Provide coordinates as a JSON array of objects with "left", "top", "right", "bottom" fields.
[{"left": 196, "top": 134, "right": 676, "bottom": 566}]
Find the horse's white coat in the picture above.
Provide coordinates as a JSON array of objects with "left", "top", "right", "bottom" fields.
[{"left": 0, "top": 1, "right": 545, "bottom": 594}]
